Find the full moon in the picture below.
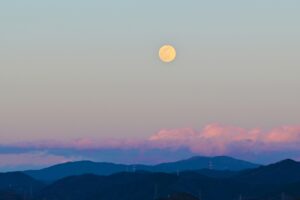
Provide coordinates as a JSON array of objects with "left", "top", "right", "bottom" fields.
[{"left": 159, "top": 45, "right": 176, "bottom": 63}]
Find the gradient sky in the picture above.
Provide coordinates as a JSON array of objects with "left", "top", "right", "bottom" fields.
[{"left": 1, "top": 1, "right": 300, "bottom": 169}]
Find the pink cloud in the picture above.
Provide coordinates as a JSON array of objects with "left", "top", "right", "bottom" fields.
[
  {"left": 147, "top": 123, "right": 300, "bottom": 155},
  {"left": 3, "top": 123, "right": 300, "bottom": 157},
  {"left": 264, "top": 126, "right": 300, "bottom": 143}
]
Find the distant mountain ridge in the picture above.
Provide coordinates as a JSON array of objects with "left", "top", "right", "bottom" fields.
[
  {"left": 24, "top": 156, "right": 259, "bottom": 182},
  {"left": 151, "top": 156, "right": 258, "bottom": 171},
  {"left": 37, "top": 159, "right": 300, "bottom": 200},
  {"left": 1, "top": 158, "right": 300, "bottom": 200}
]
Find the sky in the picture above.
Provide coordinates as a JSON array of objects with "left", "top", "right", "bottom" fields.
[{"left": 1, "top": 0, "right": 300, "bottom": 170}]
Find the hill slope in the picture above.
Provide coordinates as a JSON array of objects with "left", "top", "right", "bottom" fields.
[
  {"left": 235, "top": 159, "right": 300, "bottom": 185},
  {"left": 38, "top": 172, "right": 238, "bottom": 200},
  {"left": 37, "top": 169, "right": 300, "bottom": 200},
  {"left": 0, "top": 172, "right": 44, "bottom": 199}
]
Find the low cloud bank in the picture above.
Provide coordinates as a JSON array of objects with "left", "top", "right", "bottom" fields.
[
  {"left": 1, "top": 123, "right": 300, "bottom": 170},
  {"left": 149, "top": 123, "right": 300, "bottom": 155}
]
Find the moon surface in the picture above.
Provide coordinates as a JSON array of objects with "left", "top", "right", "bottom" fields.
[{"left": 159, "top": 45, "right": 176, "bottom": 63}]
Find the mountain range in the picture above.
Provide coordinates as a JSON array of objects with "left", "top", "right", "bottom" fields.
[
  {"left": 24, "top": 156, "right": 258, "bottom": 182},
  {"left": 1, "top": 156, "right": 300, "bottom": 200}
]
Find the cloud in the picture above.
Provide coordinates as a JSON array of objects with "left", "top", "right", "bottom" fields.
[
  {"left": 1, "top": 123, "right": 300, "bottom": 168},
  {"left": 148, "top": 123, "right": 300, "bottom": 155},
  {"left": 4, "top": 124, "right": 300, "bottom": 155}
]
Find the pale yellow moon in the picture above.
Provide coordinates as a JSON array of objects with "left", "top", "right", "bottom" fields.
[{"left": 159, "top": 45, "right": 176, "bottom": 63}]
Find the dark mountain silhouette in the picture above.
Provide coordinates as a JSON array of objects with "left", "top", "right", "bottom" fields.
[
  {"left": 38, "top": 172, "right": 176, "bottom": 200},
  {"left": 0, "top": 172, "right": 43, "bottom": 191},
  {"left": 37, "top": 172, "right": 240, "bottom": 200},
  {"left": 1, "top": 159, "right": 300, "bottom": 200},
  {"left": 158, "top": 193, "right": 199, "bottom": 200},
  {"left": 0, "top": 190, "right": 22, "bottom": 200},
  {"left": 235, "top": 159, "right": 300, "bottom": 185},
  {"left": 37, "top": 169, "right": 300, "bottom": 200},
  {"left": 0, "top": 172, "right": 44, "bottom": 200},
  {"left": 25, "top": 156, "right": 258, "bottom": 182},
  {"left": 36, "top": 159, "right": 300, "bottom": 200},
  {"left": 38, "top": 169, "right": 300, "bottom": 200},
  {"left": 196, "top": 168, "right": 238, "bottom": 178},
  {"left": 280, "top": 181, "right": 300, "bottom": 197}
]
